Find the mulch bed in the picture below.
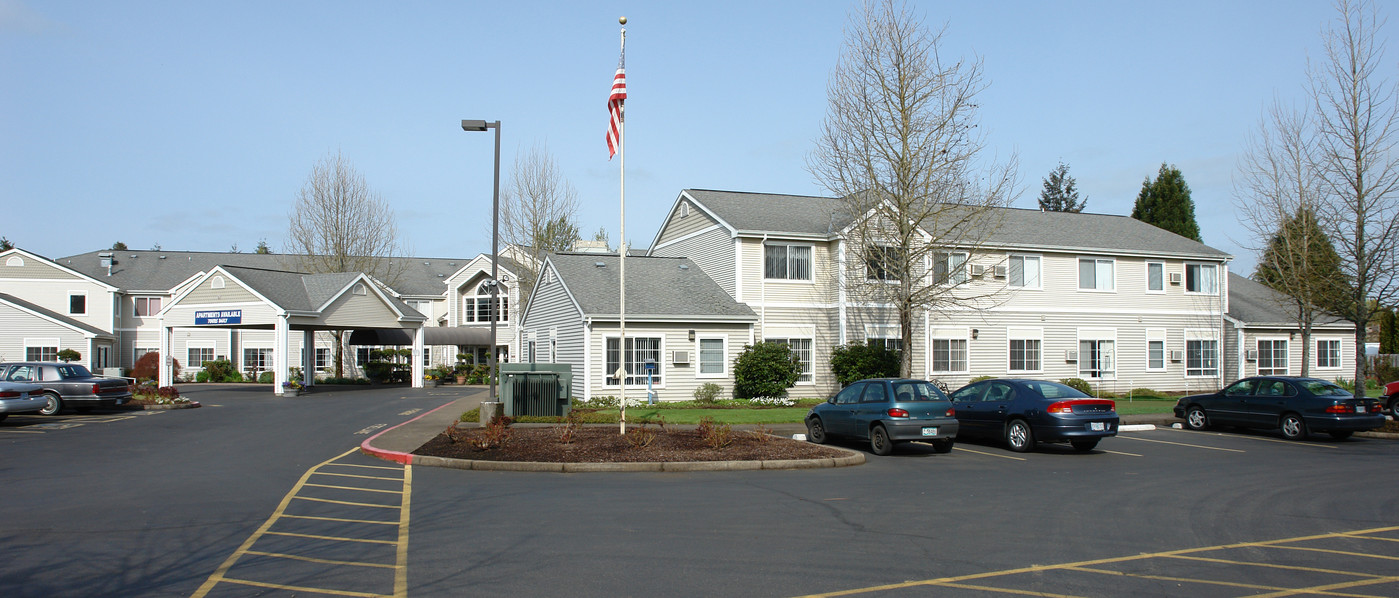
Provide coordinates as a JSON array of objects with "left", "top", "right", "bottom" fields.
[{"left": 414, "top": 425, "right": 847, "bottom": 463}]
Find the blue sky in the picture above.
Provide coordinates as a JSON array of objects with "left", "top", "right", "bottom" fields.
[{"left": 1, "top": 1, "right": 1355, "bottom": 275}]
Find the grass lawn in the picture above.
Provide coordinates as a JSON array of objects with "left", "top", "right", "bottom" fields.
[{"left": 1112, "top": 398, "right": 1179, "bottom": 416}]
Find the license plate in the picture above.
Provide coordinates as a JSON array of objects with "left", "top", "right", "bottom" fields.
[
  {"left": 1089, "top": 422, "right": 1106, "bottom": 431},
  {"left": 1357, "top": 405, "right": 1366, "bottom": 413},
  {"left": 921, "top": 427, "right": 938, "bottom": 437}
]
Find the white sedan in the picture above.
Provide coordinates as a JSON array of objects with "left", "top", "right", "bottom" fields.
[{"left": 0, "top": 380, "right": 46, "bottom": 422}]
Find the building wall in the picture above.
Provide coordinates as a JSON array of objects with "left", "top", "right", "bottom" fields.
[
  {"left": 0, "top": 302, "right": 92, "bottom": 363},
  {"left": 651, "top": 226, "right": 735, "bottom": 299},
  {"left": 518, "top": 263, "right": 586, "bottom": 398},
  {"left": 582, "top": 321, "right": 754, "bottom": 402}
]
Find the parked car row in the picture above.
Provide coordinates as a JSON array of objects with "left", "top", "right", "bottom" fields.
[
  {"left": 808, "top": 374, "right": 1390, "bottom": 456},
  {"left": 0, "top": 362, "right": 133, "bottom": 416},
  {"left": 805, "top": 377, "right": 1120, "bottom": 455}
]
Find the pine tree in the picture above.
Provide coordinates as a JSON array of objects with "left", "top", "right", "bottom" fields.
[
  {"left": 1381, "top": 308, "right": 1398, "bottom": 354},
  {"left": 1131, "top": 163, "right": 1201, "bottom": 241},
  {"left": 1255, "top": 205, "right": 1349, "bottom": 315},
  {"left": 1037, "top": 161, "right": 1086, "bottom": 212}
]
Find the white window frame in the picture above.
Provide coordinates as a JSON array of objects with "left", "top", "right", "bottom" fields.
[
  {"left": 68, "top": 291, "right": 88, "bottom": 316},
  {"left": 1146, "top": 262, "right": 1165, "bottom": 294},
  {"left": 314, "top": 347, "right": 330, "bottom": 372},
  {"left": 1077, "top": 329, "right": 1117, "bottom": 380},
  {"left": 930, "top": 328, "right": 970, "bottom": 374},
  {"left": 763, "top": 242, "right": 814, "bottom": 283},
  {"left": 463, "top": 281, "right": 509, "bottom": 324},
  {"left": 1256, "top": 337, "right": 1289, "bottom": 376},
  {"left": 1185, "top": 263, "right": 1219, "bottom": 295},
  {"left": 1078, "top": 257, "right": 1116, "bottom": 292},
  {"left": 1146, "top": 329, "right": 1167, "bottom": 371},
  {"left": 187, "top": 345, "right": 215, "bottom": 369},
  {"left": 242, "top": 347, "right": 274, "bottom": 372},
  {"left": 1316, "top": 338, "right": 1342, "bottom": 369},
  {"left": 864, "top": 324, "right": 902, "bottom": 353},
  {"left": 864, "top": 245, "right": 903, "bottom": 283},
  {"left": 765, "top": 337, "right": 814, "bottom": 384},
  {"left": 24, "top": 338, "right": 60, "bottom": 362},
  {"left": 549, "top": 328, "right": 558, "bottom": 364},
  {"left": 134, "top": 296, "right": 162, "bottom": 318},
  {"left": 604, "top": 335, "right": 665, "bottom": 388},
  {"left": 933, "top": 251, "right": 969, "bottom": 286},
  {"left": 696, "top": 335, "right": 728, "bottom": 378},
  {"left": 1185, "top": 329, "right": 1220, "bottom": 378},
  {"left": 1007, "top": 327, "right": 1043, "bottom": 374},
  {"left": 1007, "top": 254, "right": 1042, "bottom": 290},
  {"left": 133, "top": 346, "right": 158, "bottom": 365}
]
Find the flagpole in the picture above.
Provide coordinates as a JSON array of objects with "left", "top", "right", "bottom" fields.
[{"left": 617, "top": 17, "right": 628, "bottom": 435}]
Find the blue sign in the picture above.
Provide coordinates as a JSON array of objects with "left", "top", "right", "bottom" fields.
[{"left": 195, "top": 309, "right": 242, "bottom": 325}]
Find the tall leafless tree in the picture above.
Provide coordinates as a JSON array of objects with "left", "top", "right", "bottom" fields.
[
  {"left": 1235, "top": 102, "right": 1345, "bottom": 377},
  {"left": 284, "top": 150, "right": 404, "bottom": 378},
  {"left": 1310, "top": 0, "right": 1399, "bottom": 393},
  {"left": 497, "top": 142, "right": 581, "bottom": 302},
  {"left": 808, "top": 0, "right": 1018, "bottom": 377}
]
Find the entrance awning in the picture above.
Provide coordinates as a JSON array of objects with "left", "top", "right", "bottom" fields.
[{"left": 349, "top": 327, "right": 495, "bottom": 346}]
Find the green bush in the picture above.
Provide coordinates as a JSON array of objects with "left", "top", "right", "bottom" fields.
[
  {"left": 1059, "top": 378, "right": 1093, "bottom": 395},
  {"left": 132, "top": 352, "right": 181, "bottom": 382},
  {"left": 201, "top": 358, "right": 239, "bottom": 382},
  {"left": 56, "top": 348, "right": 81, "bottom": 363},
  {"left": 693, "top": 382, "right": 723, "bottom": 403},
  {"left": 257, "top": 371, "right": 274, "bottom": 384},
  {"left": 829, "top": 343, "right": 901, "bottom": 387},
  {"left": 1335, "top": 377, "right": 1356, "bottom": 392},
  {"left": 195, "top": 371, "right": 210, "bottom": 383},
  {"left": 732, "top": 342, "right": 802, "bottom": 399}
]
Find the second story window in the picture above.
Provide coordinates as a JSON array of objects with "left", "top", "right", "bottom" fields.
[
  {"left": 134, "top": 296, "right": 161, "bottom": 317},
  {"left": 1078, "top": 258, "right": 1115, "bottom": 291},
  {"left": 932, "top": 251, "right": 968, "bottom": 285},
  {"left": 463, "top": 282, "right": 508, "bottom": 323},
  {"left": 764, "top": 243, "right": 812, "bottom": 281},
  {"left": 1146, "top": 262, "right": 1165, "bottom": 292},
  {"left": 864, "top": 245, "right": 903, "bottom": 281},
  {"left": 1007, "top": 255, "right": 1041, "bottom": 289},
  {"left": 1186, "top": 263, "right": 1218, "bottom": 294},
  {"left": 69, "top": 292, "right": 87, "bottom": 315}
]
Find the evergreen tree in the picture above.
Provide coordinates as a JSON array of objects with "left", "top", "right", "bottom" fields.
[
  {"left": 0, "top": 237, "right": 12, "bottom": 251},
  {"left": 111, "top": 241, "right": 128, "bottom": 250},
  {"left": 1381, "top": 308, "right": 1398, "bottom": 354},
  {"left": 1255, "top": 205, "right": 1349, "bottom": 316},
  {"left": 1131, "top": 163, "right": 1201, "bottom": 241},
  {"left": 1037, "top": 161, "right": 1086, "bottom": 212}
]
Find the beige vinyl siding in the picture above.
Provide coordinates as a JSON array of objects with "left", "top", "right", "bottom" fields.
[
  {"left": 0, "top": 280, "right": 116, "bottom": 328},
  {"left": 755, "top": 306, "right": 839, "bottom": 398},
  {"left": 584, "top": 321, "right": 752, "bottom": 402},
  {"left": 319, "top": 292, "right": 407, "bottom": 329},
  {"left": 650, "top": 226, "right": 736, "bottom": 299},
  {"left": 0, "top": 302, "right": 91, "bottom": 362},
  {"left": 654, "top": 200, "right": 720, "bottom": 246},
  {"left": 0, "top": 255, "right": 82, "bottom": 280},
  {"left": 181, "top": 279, "right": 260, "bottom": 305},
  {"left": 739, "top": 237, "right": 837, "bottom": 305}
]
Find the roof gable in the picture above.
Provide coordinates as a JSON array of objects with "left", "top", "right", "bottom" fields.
[{"left": 544, "top": 253, "right": 755, "bottom": 321}]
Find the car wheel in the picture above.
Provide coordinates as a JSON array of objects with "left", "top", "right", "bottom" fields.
[
  {"left": 1071, "top": 438, "right": 1099, "bottom": 452},
  {"left": 1185, "top": 405, "right": 1209, "bottom": 431},
  {"left": 929, "top": 438, "right": 954, "bottom": 453},
  {"left": 38, "top": 392, "right": 62, "bottom": 416},
  {"left": 1280, "top": 413, "right": 1308, "bottom": 440},
  {"left": 1006, "top": 419, "right": 1035, "bottom": 453},
  {"left": 1329, "top": 431, "right": 1354, "bottom": 440},
  {"left": 1389, "top": 397, "right": 1399, "bottom": 418},
  {"left": 869, "top": 425, "right": 894, "bottom": 456},
  {"left": 806, "top": 418, "right": 828, "bottom": 444}
]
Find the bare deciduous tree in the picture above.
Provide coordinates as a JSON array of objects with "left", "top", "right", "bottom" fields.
[
  {"left": 808, "top": 0, "right": 1018, "bottom": 377},
  {"left": 1235, "top": 101, "right": 1348, "bottom": 376},
  {"left": 284, "top": 150, "right": 404, "bottom": 378},
  {"left": 497, "top": 142, "right": 581, "bottom": 301},
  {"left": 1310, "top": 0, "right": 1399, "bottom": 393}
]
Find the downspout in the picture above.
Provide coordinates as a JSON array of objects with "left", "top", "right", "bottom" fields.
[
  {"left": 760, "top": 233, "right": 767, "bottom": 341},
  {"left": 837, "top": 238, "right": 847, "bottom": 346}
]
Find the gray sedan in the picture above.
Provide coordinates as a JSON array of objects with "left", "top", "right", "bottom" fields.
[
  {"left": 0, "top": 362, "right": 133, "bottom": 415},
  {"left": 0, "top": 380, "right": 46, "bottom": 421}
]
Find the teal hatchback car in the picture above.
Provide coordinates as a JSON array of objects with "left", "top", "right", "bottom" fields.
[{"left": 805, "top": 378, "right": 958, "bottom": 455}]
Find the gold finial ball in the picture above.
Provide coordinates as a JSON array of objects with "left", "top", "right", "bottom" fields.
[{"left": 619, "top": 16, "right": 627, "bottom": 25}]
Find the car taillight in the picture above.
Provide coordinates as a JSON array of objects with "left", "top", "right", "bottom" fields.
[
  {"left": 0, "top": 391, "right": 19, "bottom": 398},
  {"left": 945, "top": 407, "right": 955, "bottom": 417},
  {"left": 93, "top": 383, "right": 102, "bottom": 394},
  {"left": 1326, "top": 403, "right": 1356, "bottom": 414},
  {"left": 887, "top": 408, "right": 910, "bottom": 418},
  {"left": 1047, "top": 399, "right": 1116, "bottom": 414}
]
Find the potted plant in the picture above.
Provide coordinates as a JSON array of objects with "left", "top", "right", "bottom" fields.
[{"left": 281, "top": 379, "right": 304, "bottom": 396}]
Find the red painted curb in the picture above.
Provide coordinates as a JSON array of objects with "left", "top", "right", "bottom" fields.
[{"left": 359, "top": 400, "right": 460, "bottom": 464}]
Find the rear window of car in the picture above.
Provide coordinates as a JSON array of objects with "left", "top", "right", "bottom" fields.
[
  {"left": 1302, "top": 380, "right": 1352, "bottom": 397},
  {"left": 1021, "top": 381, "right": 1089, "bottom": 399},
  {"left": 890, "top": 381, "right": 947, "bottom": 402},
  {"left": 55, "top": 365, "right": 91, "bottom": 379}
]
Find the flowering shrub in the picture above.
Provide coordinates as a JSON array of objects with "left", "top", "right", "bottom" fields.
[
  {"left": 749, "top": 396, "right": 796, "bottom": 407},
  {"left": 282, "top": 380, "right": 303, "bottom": 390}
]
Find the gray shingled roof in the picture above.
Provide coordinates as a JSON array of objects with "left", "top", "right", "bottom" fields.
[
  {"left": 546, "top": 253, "right": 757, "bottom": 320},
  {"left": 214, "top": 266, "right": 420, "bottom": 317},
  {"left": 683, "top": 188, "right": 1230, "bottom": 259},
  {"left": 0, "top": 292, "right": 113, "bottom": 337},
  {"left": 56, "top": 250, "right": 477, "bottom": 296},
  {"left": 1226, "top": 273, "right": 1350, "bottom": 328}
]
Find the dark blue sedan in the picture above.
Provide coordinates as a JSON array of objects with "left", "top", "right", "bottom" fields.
[
  {"left": 950, "top": 379, "right": 1118, "bottom": 452},
  {"left": 1174, "top": 377, "right": 1384, "bottom": 440},
  {"left": 805, "top": 378, "right": 958, "bottom": 455}
]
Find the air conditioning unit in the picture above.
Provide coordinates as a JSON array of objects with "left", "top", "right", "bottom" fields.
[
  {"left": 671, "top": 350, "right": 690, "bottom": 364},
  {"left": 993, "top": 265, "right": 1008, "bottom": 278},
  {"left": 1170, "top": 350, "right": 1184, "bottom": 362},
  {"left": 1065, "top": 350, "right": 1078, "bottom": 362},
  {"left": 970, "top": 264, "right": 986, "bottom": 277},
  {"left": 1245, "top": 349, "right": 1259, "bottom": 361},
  {"left": 1169, "top": 272, "right": 1183, "bottom": 285}
]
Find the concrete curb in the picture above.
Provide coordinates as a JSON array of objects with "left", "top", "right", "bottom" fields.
[
  {"left": 1118, "top": 424, "right": 1156, "bottom": 432},
  {"left": 116, "top": 401, "right": 201, "bottom": 411},
  {"left": 359, "top": 400, "right": 464, "bottom": 464}
]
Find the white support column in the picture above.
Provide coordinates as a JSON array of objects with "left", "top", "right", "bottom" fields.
[
  {"left": 302, "top": 329, "right": 315, "bottom": 387},
  {"left": 412, "top": 326, "right": 426, "bottom": 388},
  {"left": 274, "top": 314, "right": 289, "bottom": 395},
  {"left": 158, "top": 322, "right": 172, "bottom": 388}
]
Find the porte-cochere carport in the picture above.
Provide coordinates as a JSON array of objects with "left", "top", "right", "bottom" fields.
[{"left": 156, "top": 265, "right": 428, "bottom": 394}]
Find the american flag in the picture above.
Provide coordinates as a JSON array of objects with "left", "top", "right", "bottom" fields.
[{"left": 607, "top": 51, "right": 626, "bottom": 159}]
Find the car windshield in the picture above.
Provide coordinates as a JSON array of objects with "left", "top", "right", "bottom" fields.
[
  {"left": 890, "top": 381, "right": 947, "bottom": 402},
  {"left": 1021, "top": 381, "right": 1089, "bottom": 399},
  {"left": 1301, "top": 380, "right": 1352, "bottom": 397},
  {"left": 56, "top": 365, "right": 92, "bottom": 379}
]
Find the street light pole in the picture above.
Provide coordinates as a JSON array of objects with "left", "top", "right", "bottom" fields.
[{"left": 462, "top": 119, "right": 502, "bottom": 405}]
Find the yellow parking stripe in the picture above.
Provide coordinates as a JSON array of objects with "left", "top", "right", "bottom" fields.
[
  {"left": 1248, "top": 576, "right": 1399, "bottom": 598},
  {"left": 1267, "top": 544, "right": 1399, "bottom": 561},
  {"left": 933, "top": 582, "right": 1084, "bottom": 597},
  {"left": 1165, "top": 552, "right": 1387, "bottom": 576},
  {"left": 263, "top": 530, "right": 398, "bottom": 545},
  {"left": 394, "top": 464, "right": 411, "bottom": 597},
  {"left": 1101, "top": 449, "right": 1143, "bottom": 457},
  {"left": 1170, "top": 428, "right": 1341, "bottom": 448},
  {"left": 952, "top": 446, "right": 1027, "bottom": 460},
  {"left": 293, "top": 496, "right": 401, "bottom": 509},
  {"left": 1115, "top": 435, "right": 1246, "bottom": 452},
  {"left": 314, "top": 471, "right": 404, "bottom": 481},
  {"left": 1065, "top": 565, "right": 1289, "bottom": 592},
  {"left": 303, "top": 483, "right": 405, "bottom": 495},
  {"left": 216, "top": 576, "right": 392, "bottom": 598},
  {"left": 281, "top": 514, "right": 397, "bottom": 526},
  {"left": 324, "top": 463, "right": 403, "bottom": 471},
  {"left": 242, "top": 549, "right": 397, "bottom": 569}
]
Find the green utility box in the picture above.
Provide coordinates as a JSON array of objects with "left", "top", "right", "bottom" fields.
[{"left": 499, "top": 363, "right": 572, "bottom": 417}]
